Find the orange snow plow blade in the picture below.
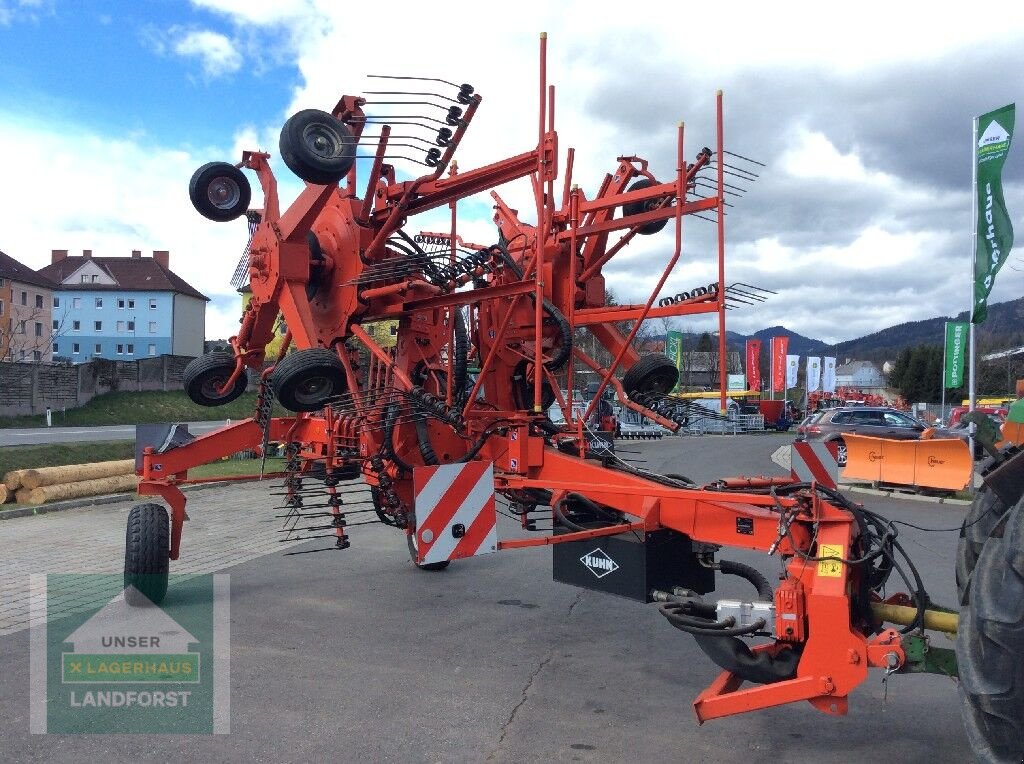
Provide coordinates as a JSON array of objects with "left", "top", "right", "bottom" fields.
[{"left": 842, "top": 434, "right": 971, "bottom": 492}]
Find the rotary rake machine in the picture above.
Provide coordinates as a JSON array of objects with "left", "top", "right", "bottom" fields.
[{"left": 123, "top": 37, "right": 1024, "bottom": 758}]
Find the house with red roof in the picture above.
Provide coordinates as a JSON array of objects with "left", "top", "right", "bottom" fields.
[{"left": 37, "top": 249, "right": 208, "bottom": 362}]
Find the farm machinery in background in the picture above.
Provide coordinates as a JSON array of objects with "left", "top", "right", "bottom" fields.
[{"left": 124, "top": 36, "right": 1024, "bottom": 760}]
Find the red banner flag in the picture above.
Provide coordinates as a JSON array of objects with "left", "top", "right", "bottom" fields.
[
  {"left": 745, "top": 339, "right": 762, "bottom": 391},
  {"left": 771, "top": 336, "right": 789, "bottom": 393}
]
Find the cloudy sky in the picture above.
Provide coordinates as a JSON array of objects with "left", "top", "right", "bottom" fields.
[{"left": 2, "top": 0, "right": 1022, "bottom": 344}]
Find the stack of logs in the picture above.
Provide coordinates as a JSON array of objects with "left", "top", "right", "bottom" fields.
[{"left": 1, "top": 460, "right": 139, "bottom": 505}]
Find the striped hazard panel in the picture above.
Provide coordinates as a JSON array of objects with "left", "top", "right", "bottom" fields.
[
  {"left": 790, "top": 441, "right": 838, "bottom": 489},
  {"left": 412, "top": 461, "right": 498, "bottom": 566}
]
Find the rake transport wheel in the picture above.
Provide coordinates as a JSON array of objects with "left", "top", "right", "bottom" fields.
[
  {"left": 189, "top": 162, "right": 251, "bottom": 222},
  {"left": 270, "top": 348, "right": 348, "bottom": 413},
  {"left": 124, "top": 503, "right": 170, "bottom": 607},
  {"left": 279, "top": 109, "right": 357, "bottom": 185},
  {"left": 621, "top": 178, "right": 670, "bottom": 235},
  {"left": 622, "top": 352, "right": 679, "bottom": 396},
  {"left": 957, "top": 494, "right": 1024, "bottom": 763},
  {"left": 183, "top": 351, "right": 249, "bottom": 407},
  {"left": 406, "top": 533, "right": 451, "bottom": 572}
]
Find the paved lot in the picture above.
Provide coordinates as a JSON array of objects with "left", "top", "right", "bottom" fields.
[
  {"left": 0, "top": 434, "right": 973, "bottom": 762},
  {"left": 0, "top": 421, "right": 227, "bottom": 446}
]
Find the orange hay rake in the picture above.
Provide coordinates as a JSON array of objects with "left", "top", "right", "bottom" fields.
[{"left": 121, "top": 36, "right": 1024, "bottom": 755}]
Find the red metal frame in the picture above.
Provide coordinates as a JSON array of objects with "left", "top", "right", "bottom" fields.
[{"left": 149, "top": 37, "right": 919, "bottom": 725}]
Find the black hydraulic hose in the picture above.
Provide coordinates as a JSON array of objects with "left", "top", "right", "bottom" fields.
[
  {"left": 414, "top": 415, "right": 440, "bottom": 466},
  {"left": 382, "top": 401, "right": 417, "bottom": 473},
  {"left": 719, "top": 559, "right": 773, "bottom": 600},
  {"left": 453, "top": 309, "right": 468, "bottom": 399}
]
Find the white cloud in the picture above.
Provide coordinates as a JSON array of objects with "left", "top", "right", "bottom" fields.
[
  {"left": 172, "top": 28, "right": 243, "bottom": 78},
  {"left": 0, "top": 113, "right": 250, "bottom": 341}
]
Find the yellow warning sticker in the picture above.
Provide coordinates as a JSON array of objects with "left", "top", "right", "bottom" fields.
[{"left": 817, "top": 544, "right": 845, "bottom": 578}]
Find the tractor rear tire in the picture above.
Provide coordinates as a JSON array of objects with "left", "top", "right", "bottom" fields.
[
  {"left": 270, "top": 349, "right": 347, "bottom": 413},
  {"left": 279, "top": 109, "right": 357, "bottom": 186},
  {"left": 183, "top": 352, "right": 248, "bottom": 407},
  {"left": 621, "top": 178, "right": 670, "bottom": 235},
  {"left": 124, "top": 503, "right": 170, "bottom": 606},
  {"left": 956, "top": 484, "right": 1008, "bottom": 602},
  {"left": 623, "top": 352, "right": 679, "bottom": 396},
  {"left": 189, "top": 162, "right": 251, "bottom": 222},
  {"left": 957, "top": 494, "right": 1024, "bottom": 763}
]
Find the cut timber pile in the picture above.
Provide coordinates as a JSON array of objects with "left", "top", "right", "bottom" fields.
[
  {"left": 2, "top": 459, "right": 137, "bottom": 506},
  {"left": 4, "top": 459, "right": 135, "bottom": 491},
  {"left": 14, "top": 474, "right": 140, "bottom": 506}
]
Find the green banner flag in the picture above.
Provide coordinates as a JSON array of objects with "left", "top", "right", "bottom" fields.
[
  {"left": 973, "top": 103, "right": 1015, "bottom": 324},
  {"left": 666, "top": 330, "right": 683, "bottom": 391},
  {"left": 944, "top": 321, "right": 967, "bottom": 388}
]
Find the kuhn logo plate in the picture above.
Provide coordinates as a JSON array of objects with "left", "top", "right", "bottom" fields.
[{"left": 580, "top": 548, "right": 620, "bottom": 579}]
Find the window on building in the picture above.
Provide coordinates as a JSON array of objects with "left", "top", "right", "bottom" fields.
[
  {"left": 35, "top": 294, "right": 43, "bottom": 308},
  {"left": 127, "top": 343, "right": 134, "bottom": 354},
  {"left": 0, "top": 301, "right": 4, "bottom": 316},
  {"left": 20, "top": 349, "right": 26, "bottom": 360},
  {"left": 33, "top": 350, "right": 41, "bottom": 362},
  {"left": 72, "top": 343, "right": 80, "bottom": 354},
  {"left": 149, "top": 321, "right": 157, "bottom": 333},
  {"left": 53, "top": 296, "right": 59, "bottom": 308},
  {"left": 0, "top": 277, "right": 4, "bottom": 287},
  {"left": 91, "top": 275, "right": 98, "bottom": 283},
  {"left": 34, "top": 322, "right": 42, "bottom": 337},
  {"left": 116, "top": 321, "right": 125, "bottom": 332},
  {"left": 52, "top": 343, "right": 58, "bottom": 353},
  {"left": 21, "top": 291, "right": 27, "bottom": 305},
  {"left": 95, "top": 297, "right": 103, "bottom": 309},
  {"left": 73, "top": 297, "right": 81, "bottom": 309},
  {"left": 72, "top": 320, "right": 80, "bottom": 331},
  {"left": 149, "top": 298, "right": 157, "bottom": 309},
  {"left": 81, "top": 275, "right": 88, "bottom": 283},
  {"left": 118, "top": 299, "right": 125, "bottom": 309},
  {"left": 52, "top": 320, "right": 58, "bottom": 331},
  {"left": 94, "top": 321, "right": 102, "bottom": 331},
  {"left": 116, "top": 344, "right": 124, "bottom": 355},
  {"left": 148, "top": 344, "right": 156, "bottom": 356},
  {"left": 18, "top": 320, "right": 26, "bottom": 334},
  {"left": 94, "top": 343, "right": 102, "bottom": 354},
  {"left": 127, "top": 299, "right": 135, "bottom": 309},
  {"left": 127, "top": 321, "right": 135, "bottom": 331}
]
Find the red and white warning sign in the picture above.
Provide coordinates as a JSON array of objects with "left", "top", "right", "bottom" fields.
[
  {"left": 790, "top": 441, "right": 839, "bottom": 489},
  {"left": 412, "top": 461, "right": 498, "bottom": 566}
]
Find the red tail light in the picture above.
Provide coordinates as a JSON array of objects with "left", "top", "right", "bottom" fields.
[{"left": 807, "top": 426, "right": 821, "bottom": 434}]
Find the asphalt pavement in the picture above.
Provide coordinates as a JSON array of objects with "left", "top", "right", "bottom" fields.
[
  {"left": 0, "top": 434, "right": 972, "bottom": 762},
  {"left": 0, "top": 421, "right": 228, "bottom": 446}
]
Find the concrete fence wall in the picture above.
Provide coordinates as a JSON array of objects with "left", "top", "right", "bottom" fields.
[{"left": 0, "top": 355, "right": 197, "bottom": 416}]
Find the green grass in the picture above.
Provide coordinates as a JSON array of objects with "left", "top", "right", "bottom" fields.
[
  {"left": 0, "top": 441, "right": 136, "bottom": 478},
  {"left": 188, "top": 457, "right": 287, "bottom": 478},
  {"left": 0, "top": 390, "right": 285, "bottom": 429}
]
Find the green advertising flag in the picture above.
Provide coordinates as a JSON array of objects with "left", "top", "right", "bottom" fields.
[
  {"left": 944, "top": 321, "right": 968, "bottom": 388},
  {"left": 666, "top": 330, "right": 683, "bottom": 391},
  {"left": 973, "top": 104, "right": 1015, "bottom": 324}
]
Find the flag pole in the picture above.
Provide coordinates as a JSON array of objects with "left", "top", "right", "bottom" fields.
[
  {"left": 968, "top": 116, "right": 978, "bottom": 468},
  {"left": 941, "top": 321, "right": 948, "bottom": 424}
]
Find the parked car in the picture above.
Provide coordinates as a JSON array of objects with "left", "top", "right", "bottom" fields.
[
  {"left": 794, "top": 412, "right": 825, "bottom": 440},
  {"left": 802, "top": 406, "right": 929, "bottom": 466}
]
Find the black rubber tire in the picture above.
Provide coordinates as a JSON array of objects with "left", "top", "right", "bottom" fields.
[
  {"left": 182, "top": 352, "right": 248, "bottom": 407},
  {"left": 956, "top": 484, "right": 1008, "bottom": 603},
  {"left": 621, "top": 178, "right": 670, "bottom": 235},
  {"left": 189, "top": 162, "right": 251, "bottom": 222},
  {"left": 279, "top": 109, "right": 357, "bottom": 185},
  {"left": 957, "top": 495, "right": 1024, "bottom": 763},
  {"left": 124, "top": 503, "right": 170, "bottom": 606},
  {"left": 270, "top": 348, "right": 347, "bottom": 413},
  {"left": 622, "top": 352, "right": 679, "bottom": 396},
  {"left": 406, "top": 532, "right": 450, "bottom": 571}
]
